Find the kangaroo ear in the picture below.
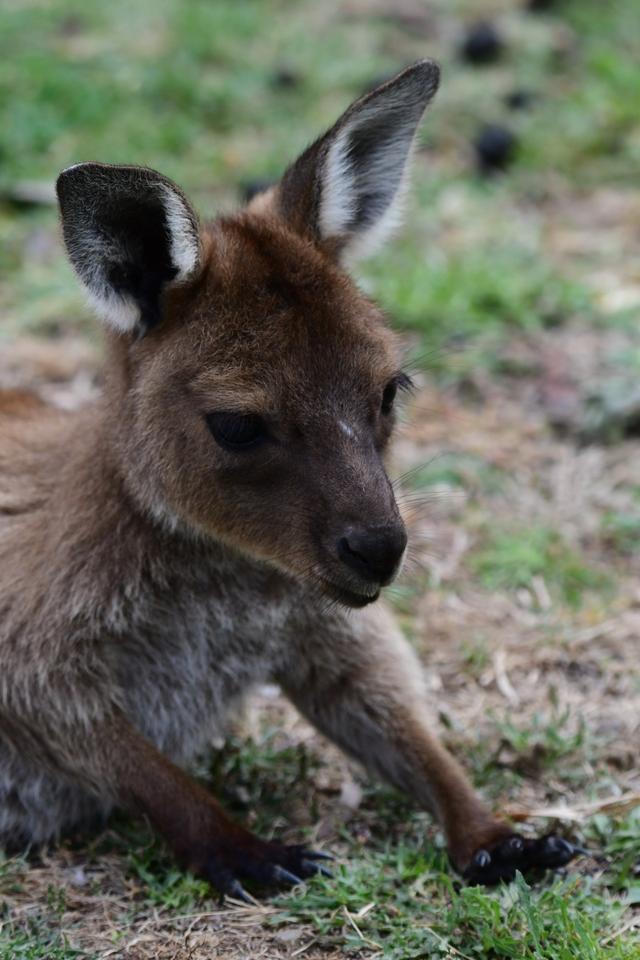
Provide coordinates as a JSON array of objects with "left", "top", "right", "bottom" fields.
[
  {"left": 277, "top": 60, "right": 440, "bottom": 262},
  {"left": 56, "top": 163, "right": 201, "bottom": 336}
]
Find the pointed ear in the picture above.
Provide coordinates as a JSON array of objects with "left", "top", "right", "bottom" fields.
[
  {"left": 56, "top": 163, "right": 201, "bottom": 336},
  {"left": 277, "top": 60, "right": 440, "bottom": 262}
]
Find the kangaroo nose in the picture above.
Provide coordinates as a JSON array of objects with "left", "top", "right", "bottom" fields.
[{"left": 337, "top": 525, "right": 407, "bottom": 586}]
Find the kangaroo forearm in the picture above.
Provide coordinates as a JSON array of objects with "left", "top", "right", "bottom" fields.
[
  {"left": 282, "top": 607, "right": 477, "bottom": 818},
  {"left": 281, "top": 600, "right": 513, "bottom": 869},
  {"left": 286, "top": 684, "right": 479, "bottom": 820},
  {"left": 285, "top": 677, "right": 509, "bottom": 868},
  {"left": 375, "top": 706, "right": 500, "bottom": 838},
  {"left": 2, "top": 690, "right": 230, "bottom": 856},
  {"left": 102, "top": 714, "right": 240, "bottom": 851}
]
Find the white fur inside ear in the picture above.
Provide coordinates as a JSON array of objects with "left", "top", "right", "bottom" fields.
[
  {"left": 318, "top": 111, "right": 415, "bottom": 262},
  {"left": 340, "top": 163, "right": 410, "bottom": 265},
  {"left": 65, "top": 181, "right": 201, "bottom": 335},
  {"left": 159, "top": 184, "right": 201, "bottom": 281},
  {"left": 318, "top": 127, "right": 358, "bottom": 240},
  {"left": 65, "top": 222, "right": 142, "bottom": 334},
  {"left": 84, "top": 288, "right": 140, "bottom": 334}
]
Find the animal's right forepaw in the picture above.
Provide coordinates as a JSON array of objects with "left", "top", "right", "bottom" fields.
[
  {"left": 463, "top": 833, "right": 585, "bottom": 886},
  {"left": 203, "top": 840, "right": 334, "bottom": 904}
]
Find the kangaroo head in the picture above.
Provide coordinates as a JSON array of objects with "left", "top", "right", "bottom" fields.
[{"left": 56, "top": 61, "right": 440, "bottom": 608}]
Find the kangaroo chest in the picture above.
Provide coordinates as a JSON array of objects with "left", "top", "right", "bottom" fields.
[{"left": 108, "top": 558, "right": 301, "bottom": 767}]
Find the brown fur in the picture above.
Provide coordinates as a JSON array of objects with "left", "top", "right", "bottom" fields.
[{"left": 0, "top": 63, "right": 555, "bottom": 895}]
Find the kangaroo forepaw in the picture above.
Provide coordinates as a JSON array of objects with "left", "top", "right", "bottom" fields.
[
  {"left": 204, "top": 840, "right": 333, "bottom": 903},
  {"left": 463, "top": 833, "right": 584, "bottom": 886}
]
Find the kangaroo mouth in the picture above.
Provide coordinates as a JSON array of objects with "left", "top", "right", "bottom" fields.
[{"left": 320, "top": 578, "right": 381, "bottom": 608}]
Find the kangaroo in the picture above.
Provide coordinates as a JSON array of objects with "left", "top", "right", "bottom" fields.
[{"left": 0, "top": 61, "right": 579, "bottom": 898}]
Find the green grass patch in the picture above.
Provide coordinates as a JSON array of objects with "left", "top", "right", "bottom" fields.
[
  {"left": 0, "top": 0, "right": 624, "bottom": 361},
  {"left": 207, "top": 729, "right": 322, "bottom": 836},
  {"left": 471, "top": 526, "right": 611, "bottom": 608},
  {"left": 82, "top": 808, "right": 640, "bottom": 960},
  {"left": 601, "top": 511, "right": 640, "bottom": 556},
  {"left": 491, "top": 708, "right": 592, "bottom": 784},
  {"left": 270, "top": 816, "right": 640, "bottom": 959},
  {"left": 2, "top": 761, "right": 638, "bottom": 959},
  {"left": 0, "top": 932, "right": 88, "bottom": 960},
  {"left": 365, "top": 229, "right": 591, "bottom": 377},
  {"left": 404, "top": 452, "right": 506, "bottom": 497},
  {"left": 519, "top": 0, "right": 640, "bottom": 184},
  {"left": 0, "top": 858, "right": 90, "bottom": 959},
  {"left": 464, "top": 701, "right": 603, "bottom": 796},
  {"left": 379, "top": 244, "right": 587, "bottom": 334}
]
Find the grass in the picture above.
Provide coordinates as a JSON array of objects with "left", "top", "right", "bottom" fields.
[
  {"left": 1, "top": 0, "right": 639, "bottom": 957},
  {"left": 272, "top": 852, "right": 640, "bottom": 960},
  {"left": 470, "top": 526, "right": 611, "bottom": 608},
  {"left": 368, "top": 224, "right": 591, "bottom": 372},
  {"left": 3, "top": 755, "right": 638, "bottom": 960},
  {"left": 602, "top": 512, "right": 640, "bottom": 555},
  {"left": 3, "top": 769, "right": 638, "bottom": 960},
  {"left": 0, "top": 0, "right": 634, "bottom": 351},
  {"left": 0, "top": 858, "right": 79, "bottom": 960},
  {"left": 404, "top": 452, "right": 506, "bottom": 497}
]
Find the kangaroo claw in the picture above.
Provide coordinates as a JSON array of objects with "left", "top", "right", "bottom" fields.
[{"left": 464, "top": 833, "right": 584, "bottom": 886}]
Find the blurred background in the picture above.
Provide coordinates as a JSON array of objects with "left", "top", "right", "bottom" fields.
[
  {"left": 0, "top": 1, "right": 639, "bottom": 958},
  {"left": 1, "top": 0, "right": 638, "bottom": 354}
]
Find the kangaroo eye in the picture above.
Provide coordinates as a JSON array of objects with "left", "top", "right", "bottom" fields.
[
  {"left": 381, "top": 381, "right": 398, "bottom": 415},
  {"left": 206, "top": 412, "right": 268, "bottom": 451},
  {"left": 381, "top": 372, "right": 414, "bottom": 416}
]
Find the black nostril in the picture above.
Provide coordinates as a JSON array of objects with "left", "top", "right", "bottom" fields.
[
  {"left": 338, "top": 537, "right": 370, "bottom": 572},
  {"left": 337, "top": 526, "right": 407, "bottom": 586}
]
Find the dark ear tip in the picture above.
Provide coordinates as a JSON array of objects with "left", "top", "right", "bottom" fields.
[
  {"left": 56, "top": 165, "right": 75, "bottom": 200},
  {"left": 56, "top": 163, "right": 98, "bottom": 203},
  {"left": 408, "top": 58, "right": 441, "bottom": 96},
  {"left": 58, "top": 162, "right": 92, "bottom": 181},
  {"left": 370, "top": 59, "right": 441, "bottom": 105}
]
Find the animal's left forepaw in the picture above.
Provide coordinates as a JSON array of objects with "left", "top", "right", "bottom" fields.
[{"left": 464, "top": 833, "right": 585, "bottom": 886}]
